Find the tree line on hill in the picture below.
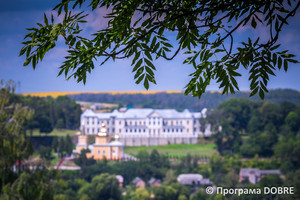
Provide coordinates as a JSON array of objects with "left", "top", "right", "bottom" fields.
[
  {"left": 9, "top": 94, "right": 82, "bottom": 134},
  {"left": 68, "top": 89, "right": 300, "bottom": 111},
  {"left": 207, "top": 98, "right": 300, "bottom": 173}
]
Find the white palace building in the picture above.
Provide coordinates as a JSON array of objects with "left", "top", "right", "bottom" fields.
[{"left": 80, "top": 108, "right": 211, "bottom": 146}]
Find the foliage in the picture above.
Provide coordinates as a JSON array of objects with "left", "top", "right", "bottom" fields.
[
  {"left": 1, "top": 168, "right": 56, "bottom": 200},
  {"left": 0, "top": 80, "right": 34, "bottom": 190},
  {"left": 274, "top": 135, "right": 300, "bottom": 173},
  {"left": 78, "top": 173, "right": 121, "bottom": 200},
  {"left": 56, "top": 135, "right": 74, "bottom": 157},
  {"left": 38, "top": 145, "right": 53, "bottom": 160},
  {"left": 208, "top": 98, "right": 300, "bottom": 156},
  {"left": 135, "top": 187, "right": 150, "bottom": 200},
  {"left": 20, "top": 0, "right": 299, "bottom": 98},
  {"left": 11, "top": 94, "right": 82, "bottom": 134},
  {"left": 153, "top": 185, "right": 177, "bottom": 200}
]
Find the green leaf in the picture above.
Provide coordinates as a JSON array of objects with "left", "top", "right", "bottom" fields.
[
  {"left": 283, "top": 59, "right": 288, "bottom": 71},
  {"left": 144, "top": 58, "right": 156, "bottom": 70},
  {"left": 135, "top": 74, "right": 145, "bottom": 84},
  {"left": 259, "top": 89, "right": 265, "bottom": 99},
  {"left": 278, "top": 56, "right": 282, "bottom": 69},
  {"left": 145, "top": 51, "right": 152, "bottom": 61},
  {"left": 44, "top": 13, "right": 48, "bottom": 25},
  {"left": 134, "top": 67, "right": 144, "bottom": 79},
  {"left": 132, "top": 51, "right": 141, "bottom": 65},
  {"left": 250, "top": 87, "right": 259, "bottom": 97},
  {"left": 144, "top": 78, "right": 149, "bottom": 90},
  {"left": 132, "top": 59, "right": 143, "bottom": 72},
  {"left": 145, "top": 66, "right": 154, "bottom": 76},
  {"left": 251, "top": 18, "right": 257, "bottom": 28}
]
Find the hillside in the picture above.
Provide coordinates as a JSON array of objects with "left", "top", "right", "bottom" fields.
[
  {"left": 22, "top": 89, "right": 300, "bottom": 111},
  {"left": 67, "top": 89, "right": 300, "bottom": 111}
]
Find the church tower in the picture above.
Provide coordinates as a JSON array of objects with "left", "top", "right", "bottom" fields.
[{"left": 95, "top": 123, "right": 110, "bottom": 144}]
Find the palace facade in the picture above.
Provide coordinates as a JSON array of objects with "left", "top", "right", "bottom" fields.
[{"left": 80, "top": 108, "right": 211, "bottom": 146}]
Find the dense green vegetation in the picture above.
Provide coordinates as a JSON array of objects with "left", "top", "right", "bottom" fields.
[
  {"left": 68, "top": 89, "right": 300, "bottom": 111},
  {"left": 9, "top": 94, "right": 81, "bottom": 134},
  {"left": 208, "top": 98, "right": 300, "bottom": 160}
]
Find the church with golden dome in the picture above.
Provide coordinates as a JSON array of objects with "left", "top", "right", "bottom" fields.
[{"left": 76, "top": 123, "right": 124, "bottom": 160}]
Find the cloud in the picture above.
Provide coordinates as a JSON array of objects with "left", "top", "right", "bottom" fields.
[{"left": 85, "top": 7, "right": 111, "bottom": 31}]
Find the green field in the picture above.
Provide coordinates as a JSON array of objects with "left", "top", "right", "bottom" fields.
[
  {"left": 124, "top": 143, "right": 217, "bottom": 158},
  {"left": 26, "top": 129, "right": 78, "bottom": 137}
]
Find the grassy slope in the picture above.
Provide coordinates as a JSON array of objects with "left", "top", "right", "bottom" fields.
[{"left": 124, "top": 143, "right": 217, "bottom": 158}]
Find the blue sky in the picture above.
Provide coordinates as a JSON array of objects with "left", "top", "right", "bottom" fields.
[{"left": 0, "top": 0, "right": 300, "bottom": 93}]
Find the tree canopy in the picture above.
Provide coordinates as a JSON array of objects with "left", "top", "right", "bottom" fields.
[{"left": 20, "top": 0, "right": 299, "bottom": 98}]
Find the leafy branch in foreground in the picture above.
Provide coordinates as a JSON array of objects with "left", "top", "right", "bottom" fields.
[{"left": 20, "top": 0, "right": 299, "bottom": 98}]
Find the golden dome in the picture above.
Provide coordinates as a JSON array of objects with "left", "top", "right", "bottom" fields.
[{"left": 97, "top": 123, "right": 107, "bottom": 136}]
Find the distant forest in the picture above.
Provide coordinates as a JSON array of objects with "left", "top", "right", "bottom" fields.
[
  {"left": 68, "top": 89, "right": 300, "bottom": 111},
  {"left": 10, "top": 94, "right": 81, "bottom": 133}
]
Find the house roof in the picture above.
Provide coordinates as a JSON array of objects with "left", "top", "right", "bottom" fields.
[
  {"left": 177, "top": 174, "right": 203, "bottom": 185},
  {"left": 148, "top": 177, "right": 161, "bottom": 185},
  {"left": 132, "top": 177, "right": 144, "bottom": 184},
  {"left": 116, "top": 175, "right": 124, "bottom": 183},
  {"left": 240, "top": 168, "right": 281, "bottom": 177},
  {"left": 109, "top": 140, "right": 124, "bottom": 146}
]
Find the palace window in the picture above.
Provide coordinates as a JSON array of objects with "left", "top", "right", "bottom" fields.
[{"left": 98, "top": 150, "right": 101, "bottom": 155}]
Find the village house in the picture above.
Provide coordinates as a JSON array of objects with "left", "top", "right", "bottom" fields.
[
  {"left": 148, "top": 177, "right": 161, "bottom": 187},
  {"left": 132, "top": 177, "right": 146, "bottom": 188},
  {"left": 177, "top": 174, "right": 213, "bottom": 186},
  {"left": 239, "top": 168, "right": 282, "bottom": 184},
  {"left": 116, "top": 175, "right": 124, "bottom": 188}
]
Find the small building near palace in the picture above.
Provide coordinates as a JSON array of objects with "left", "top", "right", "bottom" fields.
[
  {"left": 132, "top": 177, "right": 146, "bottom": 188},
  {"left": 75, "top": 123, "right": 124, "bottom": 160},
  {"left": 148, "top": 177, "right": 161, "bottom": 187},
  {"left": 239, "top": 168, "right": 282, "bottom": 184},
  {"left": 177, "top": 174, "right": 213, "bottom": 186},
  {"left": 116, "top": 175, "right": 124, "bottom": 188}
]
